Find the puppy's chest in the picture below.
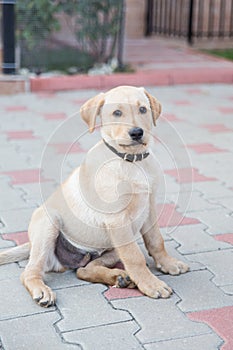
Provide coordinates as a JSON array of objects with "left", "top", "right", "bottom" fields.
[{"left": 95, "top": 160, "right": 154, "bottom": 202}]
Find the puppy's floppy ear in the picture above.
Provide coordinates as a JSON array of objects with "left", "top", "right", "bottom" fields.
[
  {"left": 80, "top": 93, "right": 105, "bottom": 133},
  {"left": 143, "top": 89, "right": 162, "bottom": 126}
]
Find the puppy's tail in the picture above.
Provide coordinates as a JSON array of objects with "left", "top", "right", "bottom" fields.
[{"left": 0, "top": 243, "right": 30, "bottom": 265}]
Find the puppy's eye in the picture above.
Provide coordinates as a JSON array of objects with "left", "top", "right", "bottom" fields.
[
  {"left": 139, "top": 106, "right": 147, "bottom": 114},
  {"left": 113, "top": 110, "right": 122, "bottom": 117}
]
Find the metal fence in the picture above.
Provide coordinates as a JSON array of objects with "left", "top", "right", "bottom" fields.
[{"left": 146, "top": 0, "right": 233, "bottom": 44}]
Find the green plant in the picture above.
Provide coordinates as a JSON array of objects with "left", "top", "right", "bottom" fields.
[
  {"left": 21, "top": 46, "right": 95, "bottom": 74},
  {"left": 203, "top": 49, "right": 233, "bottom": 62},
  {"left": 16, "top": 0, "right": 60, "bottom": 50},
  {"left": 59, "top": 0, "right": 123, "bottom": 63}
]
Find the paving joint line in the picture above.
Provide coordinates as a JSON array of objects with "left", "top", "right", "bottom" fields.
[
  {"left": 53, "top": 307, "right": 83, "bottom": 349},
  {"left": 0, "top": 336, "right": 5, "bottom": 350},
  {"left": 142, "top": 330, "right": 216, "bottom": 347},
  {"left": 0, "top": 309, "right": 55, "bottom": 323},
  {"left": 102, "top": 288, "right": 146, "bottom": 349}
]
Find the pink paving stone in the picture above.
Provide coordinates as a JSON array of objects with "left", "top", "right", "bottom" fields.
[
  {"left": 202, "top": 124, "right": 232, "bottom": 133},
  {"left": 173, "top": 100, "right": 192, "bottom": 105},
  {"left": 43, "top": 112, "right": 67, "bottom": 120},
  {"left": 104, "top": 286, "right": 143, "bottom": 300},
  {"left": 218, "top": 107, "right": 233, "bottom": 114},
  {"left": 2, "top": 231, "right": 29, "bottom": 246},
  {"left": 36, "top": 92, "right": 56, "bottom": 98},
  {"left": 187, "top": 143, "right": 227, "bottom": 154},
  {"left": 156, "top": 203, "right": 199, "bottom": 227},
  {"left": 162, "top": 113, "right": 181, "bottom": 122},
  {"left": 72, "top": 98, "right": 89, "bottom": 105},
  {"left": 214, "top": 234, "right": 233, "bottom": 245},
  {"left": 5, "top": 130, "right": 37, "bottom": 140},
  {"left": 188, "top": 306, "right": 233, "bottom": 350},
  {"left": 1, "top": 169, "right": 50, "bottom": 185},
  {"left": 165, "top": 167, "right": 216, "bottom": 183},
  {"left": 51, "top": 142, "right": 85, "bottom": 154},
  {"left": 5, "top": 106, "right": 28, "bottom": 112}
]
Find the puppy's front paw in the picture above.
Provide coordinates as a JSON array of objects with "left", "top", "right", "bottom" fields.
[
  {"left": 156, "top": 256, "right": 189, "bottom": 275},
  {"left": 33, "top": 285, "right": 56, "bottom": 307},
  {"left": 138, "top": 277, "right": 173, "bottom": 299}
]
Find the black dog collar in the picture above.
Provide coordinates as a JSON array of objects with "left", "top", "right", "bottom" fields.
[{"left": 103, "top": 139, "right": 149, "bottom": 162}]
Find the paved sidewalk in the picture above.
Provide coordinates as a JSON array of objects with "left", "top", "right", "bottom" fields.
[
  {"left": 29, "top": 38, "right": 233, "bottom": 92},
  {"left": 0, "top": 84, "right": 233, "bottom": 349},
  {"left": 1, "top": 38, "right": 233, "bottom": 94}
]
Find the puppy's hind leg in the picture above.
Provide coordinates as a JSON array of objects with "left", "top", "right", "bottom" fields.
[
  {"left": 21, "top": 207, "right": 63, "bottom": 307},
  {"left": 77, "top": 250, "right": 135, "bottom": 288}
]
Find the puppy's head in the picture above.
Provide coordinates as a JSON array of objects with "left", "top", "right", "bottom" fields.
[{"left": 80, "top": 86, "right": 161, "bottom": 153}]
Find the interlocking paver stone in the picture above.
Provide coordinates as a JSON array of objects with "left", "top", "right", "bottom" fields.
[
  {"left": 44, "top": 270, "right": 90, "bottom": 290},
  {"left": 0, "top": 208, "right": 34, "bottom": 234},
  {"left": 63, "top": 321, "right": 142, "bottom": 350},
  {"left": 208, "top": 196, "right": 233, "bottom": 212},
  {"left": 112, "top": 296, "right": 210, "bottom": 344},
  {"left": 169, "top": 191, "right": 221, "bottom": 212},
  {"left": 170, "top": 223, "right": 231, "bottom": 254},
  {"left": 0, "top": 312, "right": 78, "bottom": 350},
  {"left": 0, "top": 261, "right": 21, "bottom": 280},
  {"left": 0, "top": 278, "right": 55, "bottom": 321},
  {"left": 56, "top": 284, "right": 132, "bottom": 332},
  {"left": 188, "top": 250, "right": 233, "bottom": 287},
  {"left": 193, "top": 181, "right": 233, "bottom": 199},
  {"left": 186, "top": 208, "right": 233, "bottom": 235},
  {"left": 0, "top": 235, "right": 15, "bottom": 249},
  {"left": 0, "top": 178, "right": 32, "bottom": 211},
  {"left": 144, "top": 333, "right": 222, "bottom": 350},
  {"left": 188, "top": 306, "right": 233, "bottom": 350},
  {"left": 162, "top": 270, "right": 233, "bottom": 312}
]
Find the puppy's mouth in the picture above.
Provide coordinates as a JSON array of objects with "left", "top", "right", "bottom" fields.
[{"left": 119, "top": 140, "right": 147, "bottom": 147}]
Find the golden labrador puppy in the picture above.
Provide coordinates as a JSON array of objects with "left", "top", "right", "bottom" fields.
[{"left": 0, "top": 86, "right": 189, "bottom": 307}]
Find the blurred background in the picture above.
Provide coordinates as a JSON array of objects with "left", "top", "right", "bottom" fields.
[{"left": 0, "top": 0, "right": 232, "bottom": 77}]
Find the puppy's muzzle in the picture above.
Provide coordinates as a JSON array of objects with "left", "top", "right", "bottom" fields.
[{"left": 128, "top": 127, "right": 144, "bottom": 141}]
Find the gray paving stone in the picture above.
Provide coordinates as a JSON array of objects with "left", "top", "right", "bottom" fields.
[
  {"left": 221, "top": 285, "right": 233, "bottom": 295},
  {"left": 192, "top": 153, "right": 233, "bottom": 187},
  {"left": 170, "top": 224, "right": 231, "bottom": 254},
  {"left": 56, "top": 284, "right": 132, "bottom": 332},
  {"left": 162, "top": 270, "right": 233, "bottom": 312},
  {"left": 0, "top": 178, "right": 32, "bottom": 211},
  {"left": 16, "top": 140, "right": 46, "bottom": 167},
  {"left": 0, "top": 278, "right": 55, "bottom": 320},
  {"left": 63, "top": 320, "right": 142, "bottom": 350},
  {"left": 14, "top": 182, "right": 58, "bottom": 207},
  {"left": 0, "top": 208, "right": 34, "bottom": 234},
  {"left": 211, "top": 133, "right": 233, "bottom": 152},
  {"left": 0, "top": 261, "right": 21, "bottom": 280},
  {"left": 112, "top": 295, "right": 210, "bottom": 344},
  {"left": 0, "top": 235, "right": 15, "bottom": 249},
  {"left": 44, "top": 270, "right": 90, "bottom": 290},
  {"left": 0, "top": 145, "right": 30, "bottom": 171},
  {"left": 188, "top": 249, "right": 233, "bottom": 287},
  {"left": 208, "top": 197, "right": 233, "bottom": 212},
  {"left": 193, "top": 181, "right": 233, "bottom": 199},
  {"left": 173, "top": 191, "right": 221, "bottom": 213},
  {"left": 186, "top": 208, "right": 233, "bottom": 235},
  {"left": 144, "top": 333, "right": 222, "bottom": 350},
  {"left": 0, "top": 312, "right": 78, "bottom": 350}
]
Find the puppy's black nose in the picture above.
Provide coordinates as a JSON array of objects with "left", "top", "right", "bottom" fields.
[{"left": 128, "top": 127, "right": 144, "bottom": 141}]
